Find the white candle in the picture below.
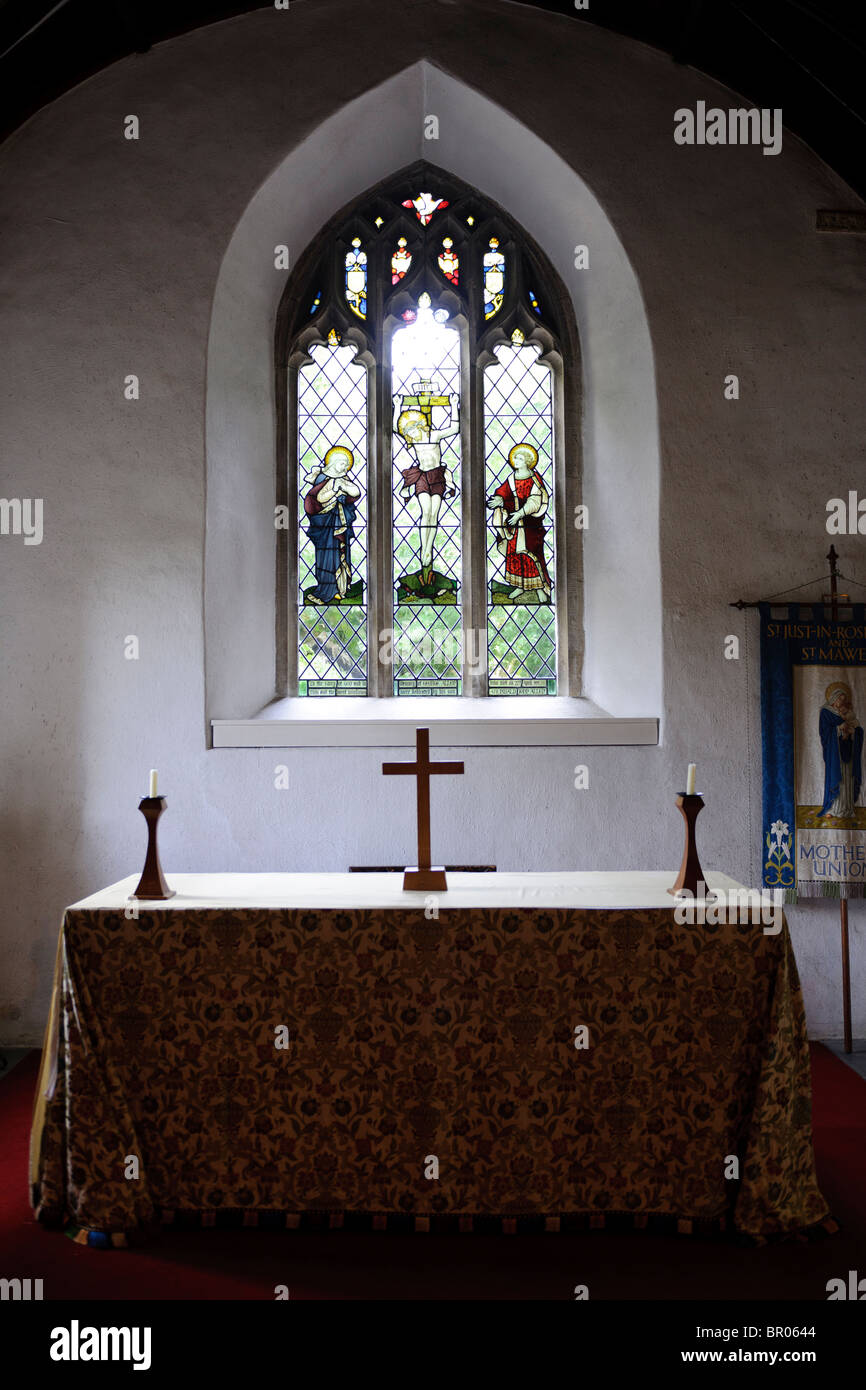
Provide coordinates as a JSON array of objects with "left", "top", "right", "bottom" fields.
[
  {"left": 686, "top": 763, "right": 696, "bottom": 796},
  {"left": 149, "top": 768, "right": 158, "bottom": 798}
]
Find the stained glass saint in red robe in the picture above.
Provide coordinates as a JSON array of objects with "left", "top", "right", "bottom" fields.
[{"left": 486, "top": 443, "right": 551, "bottom": 601}]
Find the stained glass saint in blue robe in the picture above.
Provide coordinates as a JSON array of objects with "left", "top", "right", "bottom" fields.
[
  {"left": 303, "top": 445, "right": 360, "bottom": 604},
  {"left": 818, "top": 681, "right": 863, "bottom": 818}
]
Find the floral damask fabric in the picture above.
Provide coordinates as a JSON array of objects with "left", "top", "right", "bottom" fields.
[{"left": 30, "top": 905, "right": 832, "bottom": 1243}]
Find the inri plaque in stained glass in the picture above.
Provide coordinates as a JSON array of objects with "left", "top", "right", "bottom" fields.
[
  {"left": 484, "top": 333, "right": 556, "bottom": 694},
  {"left": 391, "top": 293, "right": 462, "bottom": 695},
  {"left": 344, "top": 238, "right": 367, "bottom": 318},
  {"left": 297, "top": 339, "right": 368, "bottom": 695}
]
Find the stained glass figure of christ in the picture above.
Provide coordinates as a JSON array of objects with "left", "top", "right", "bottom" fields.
[
  {"left": 283, "top": 166, "right": 570, "bottom": 699},
  {"left": 391, "top": 293, "right": 462, "bottom": 694}
]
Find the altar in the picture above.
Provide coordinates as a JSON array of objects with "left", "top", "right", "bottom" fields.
[{"left": 30, "top": 871, "right": 832, "bottom": 1245}]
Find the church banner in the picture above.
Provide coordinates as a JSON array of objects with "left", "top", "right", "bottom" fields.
[{"left": 760, "top": 602, "right": 866, "bottom": 901}]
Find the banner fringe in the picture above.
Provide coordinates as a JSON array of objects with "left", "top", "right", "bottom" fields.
[{"left": 796, "top": 880, "right": 865, "bottom": 901}]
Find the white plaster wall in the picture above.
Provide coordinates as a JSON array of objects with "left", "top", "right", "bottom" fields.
[{"left": 1, "top": 0, "right": 864, "bottom": 1044}]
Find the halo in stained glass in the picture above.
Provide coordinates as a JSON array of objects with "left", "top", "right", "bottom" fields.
[
  {"left": 344, "top": 237, "right": 367, "bottom": 318},
  {"left": 297, "top": 340, "right": 369, "bottom": 695},
  {"left": 483, "top": 338, "right": 556, "bottom": 694},
  {"left": 483, "top": 238, "right": 505, "bottom": 319},
  {"left": 391, "top": 295, "right": 463, "bottom": 694},
  {"left": 391, "top": 236, "right": 412, "bottom": 284},
  {"left": 285, "top": 166, "right": 570, "bottom": 702}
]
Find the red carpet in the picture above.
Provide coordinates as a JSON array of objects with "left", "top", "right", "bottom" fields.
[{"left": 1, "top": 1045, "right": 864, "bottom": 1300}]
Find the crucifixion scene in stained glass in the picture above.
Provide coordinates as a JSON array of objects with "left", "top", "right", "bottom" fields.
[
  {"left": 284, "top": 166, "right": 569, "bottom": 700},
  {"left": 391, "top": 292, "right": 463, "bottom": 695},
  {"left": 297, "top": 336, "right": 368, "bottom": 696}
]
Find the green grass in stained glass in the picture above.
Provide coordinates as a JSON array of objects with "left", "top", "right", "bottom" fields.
[
  {"left": 297, "top": 341, "right": 368, "bottom": 694},
  {"left": 391, "top": 297, "right": 463, "bottom": 693},
  {"left": 483, "top": 339, "right": 556, "bottom": 693}
]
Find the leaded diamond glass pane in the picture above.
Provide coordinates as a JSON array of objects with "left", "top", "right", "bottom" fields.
[
  {"left": 484, "top": 340, "right": 556, "bottom": 694},
  {"left": 391, "top": 296, "right": 462, "bottom": 695},
  {"left": 297, "top": 341, "right": 368, "bottom": 695}
]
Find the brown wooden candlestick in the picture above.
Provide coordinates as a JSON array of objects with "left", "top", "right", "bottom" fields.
[
  {"left": 132, "top": 796, "right": 175, "bottom": 900},
  {"left": 668, "top": 793, "right": 712, "bottom": 899}
]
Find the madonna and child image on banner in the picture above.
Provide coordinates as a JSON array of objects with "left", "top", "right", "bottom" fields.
[{"left": 760, "top": 602, "right": 866, "bottom": 901}]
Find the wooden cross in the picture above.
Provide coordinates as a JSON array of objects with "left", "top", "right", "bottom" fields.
[{"left": 382, "top": 728, "right": 464, "bottom": 891}]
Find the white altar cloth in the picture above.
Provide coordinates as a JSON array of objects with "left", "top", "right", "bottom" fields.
[{"left": 71, "top": 869, "right": 746, "bottom": 912}]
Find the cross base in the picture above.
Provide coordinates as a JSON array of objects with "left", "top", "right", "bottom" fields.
[{"left": 402, "top": 866, "right": 448, "bottom": 892}]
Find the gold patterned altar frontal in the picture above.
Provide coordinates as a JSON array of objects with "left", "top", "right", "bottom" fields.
[{"left": 30, "top": 905, "right": 832, "bottom": 1244}]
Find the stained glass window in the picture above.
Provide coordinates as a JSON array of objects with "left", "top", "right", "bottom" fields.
[
  {"left": 391, "top": 236, "right": 412, "bottom": 284},
  {"left": 391, "top": 293, "right": 462, "bottom": 695},
  {"left": 344, "top": 237, "right": 367, "bottom": 318},
  {"left": 297, "top": 337, "right": 368, "bottom": 695},
  {"left": 402, "top": 192, "right": 449, "bottom": 225},
  {"left": 483, "top": 238, "right": 505, "bottom": 319},
  {"left": 282, "top": 165, "right": 573, "bottom": 702},
  {"left": 438, "top": 237, "right": 459, "bottom": 285},
  {"left": 484, "top": 330, "right": 556, "bottom": 694}
]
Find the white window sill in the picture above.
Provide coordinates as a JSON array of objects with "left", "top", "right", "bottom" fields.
[{"left": 211, "top": 697, "right": 659, "bottom": 748}]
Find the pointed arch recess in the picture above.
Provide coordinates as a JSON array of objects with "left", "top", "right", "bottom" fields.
[
  {"left": 276, "top": 160, "right": 579, "bottom": 700},
  {"left": 205, "top": 60, "right": 661, "bottom": 732}
]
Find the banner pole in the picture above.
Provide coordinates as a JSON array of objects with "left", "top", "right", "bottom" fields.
[
  {"left": 827, "top": 545, "right": 853, "bottom": 1055},
  {"left": 841, "top": 900, "right": 853, "bottom": 1053},
  {"left": 734, "top": 548, "right": 856, "bottom": 1055}
]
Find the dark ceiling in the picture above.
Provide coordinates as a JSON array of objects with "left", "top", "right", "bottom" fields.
[{"left": 0, "top": 0, "right": 864, "bottom": 199}]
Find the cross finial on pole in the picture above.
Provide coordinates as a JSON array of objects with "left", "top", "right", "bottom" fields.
[{"left": 382, "top": 728, "right": 464, "bottom": 891}]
